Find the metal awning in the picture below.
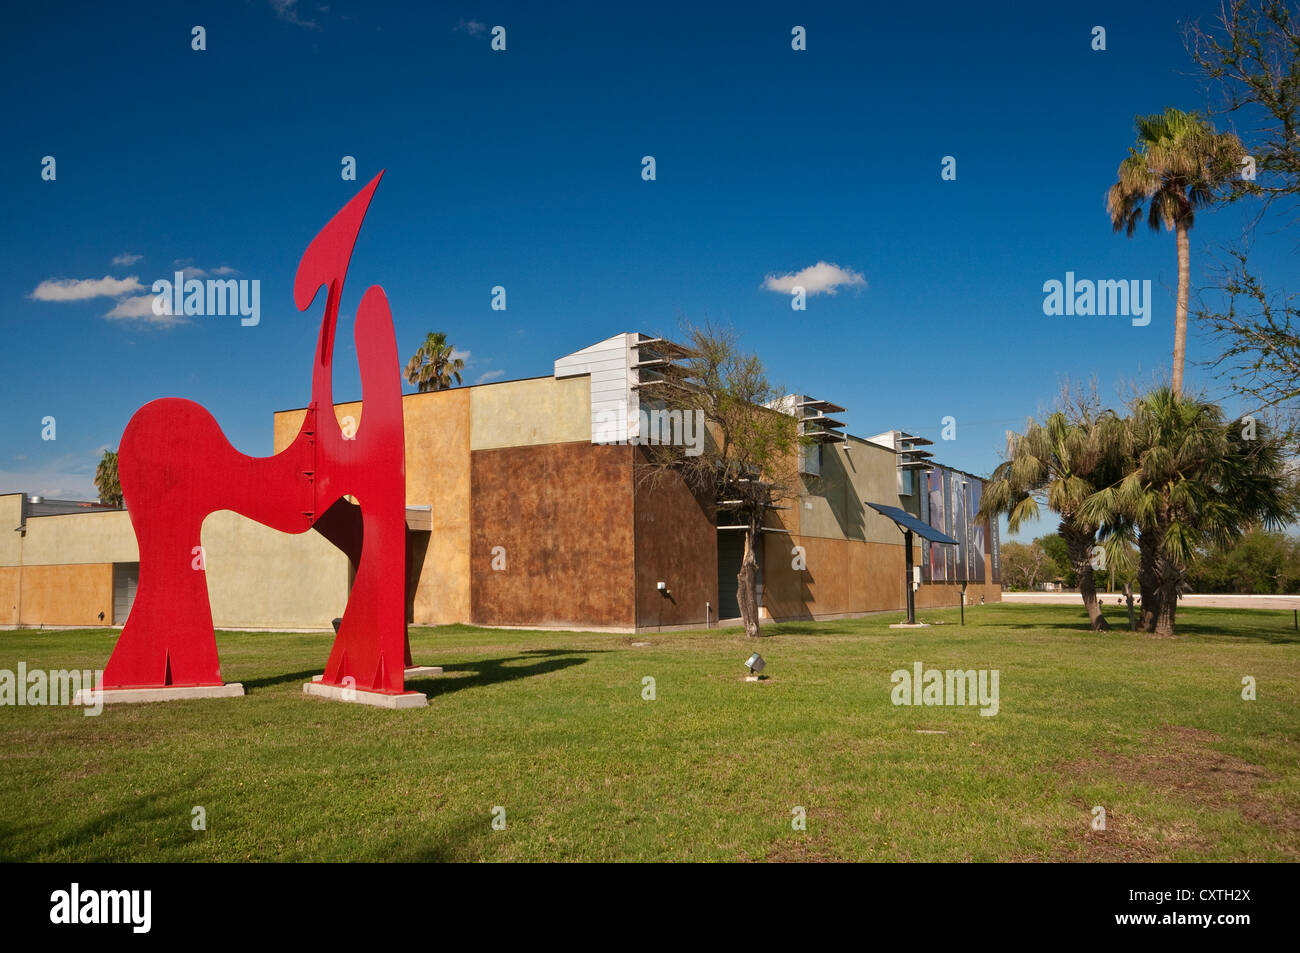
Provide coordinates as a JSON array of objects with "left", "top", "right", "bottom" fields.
[
  {"left": 801, "top": 415, "right": 846, "bottom": 429},
  {"left": 865, "top": 501, "right": 957, "bottom": 545},
  {"left": 631, "top": 337, "right": 695, "bottom": 359},
  {"left": 798, "top": 398, "right": 846, "bottom": 414}
]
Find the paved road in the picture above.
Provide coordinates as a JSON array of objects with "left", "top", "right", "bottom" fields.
[{"left": 1003, "top": 592, "right": 1300, "bottom": 610}]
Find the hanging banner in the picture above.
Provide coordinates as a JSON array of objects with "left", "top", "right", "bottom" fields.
[
  {"left": 927, "top": 468, "right": 947, "bottom": 581},
  {"left": 969, "top": 480, "right": 986, "bottom": 583},
  {"left": 951, "top": 472, "right": 968, "bottom": 582},
  {"left": 990, "top": 512, "right": 1002, "bottom": 583},
  {"left": 919, "top": 472, "right": 931, "bottom": 583}
]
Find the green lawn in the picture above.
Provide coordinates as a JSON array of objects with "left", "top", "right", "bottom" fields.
[{"left": 1, "top": 602, "right": 1297, "bottom": 862}]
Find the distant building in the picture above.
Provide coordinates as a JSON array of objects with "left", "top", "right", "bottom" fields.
[{"left": 0, "top": 332, "right": 1000, "bottom": 632}]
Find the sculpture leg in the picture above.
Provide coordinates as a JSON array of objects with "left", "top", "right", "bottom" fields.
[
  {"left": 321, "top": 496, "right": 407, "bottom": 693},
  {"left": 103, "top": 507, "right": 222, "bottom": 689}
]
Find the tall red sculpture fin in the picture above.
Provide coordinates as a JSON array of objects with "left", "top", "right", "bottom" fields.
[{"left": 294, "top": 171, "right": 386, "bottom": 416}]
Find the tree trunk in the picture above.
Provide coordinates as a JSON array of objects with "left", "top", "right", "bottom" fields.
[
  {"left": 1172, "top": 220, "right": 1190, "bottom": 396},
  {"left": 1137, "top": 530, "right": 1161, "bottom": 633},
  {"left": 1153, "top": 567, "right": 1180, "bottom": 637},
  {"left": 1063, "top": 523, "right": 1110, "bottom": 631},
  {"left": 737, "top": 516, "right": 761, "bottom": 638}
]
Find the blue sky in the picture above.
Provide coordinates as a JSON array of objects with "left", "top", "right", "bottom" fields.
[{"left": 1, "top": 0, "right": 1293, "bottom": 542}]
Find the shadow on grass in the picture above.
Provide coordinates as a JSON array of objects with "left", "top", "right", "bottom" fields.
[
  {"left": 409, "top": 648, "right": 602, "bottom": 699},
  {"left": 0, "top": 791, "right": 179, "bottom": 862},
  {"left": 1001, "top": 616, "right": 1300, "bottom": 644},
  {"left": 363, "top": 813, "right": 501, "bottom": 862},
  {"left": 241, "top": 669, "right": 329, "bottom": 692}
]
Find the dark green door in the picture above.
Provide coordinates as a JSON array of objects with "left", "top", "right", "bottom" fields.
[{"left": 716, "top": 531, "right": 745, "bottom": 620}]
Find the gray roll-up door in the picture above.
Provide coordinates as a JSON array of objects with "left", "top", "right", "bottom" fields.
[{"left": 112, "top": 562, "right": 139, "bottom": 624}]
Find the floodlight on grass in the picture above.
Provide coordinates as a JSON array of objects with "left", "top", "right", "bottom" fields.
[{"left": 745, "top": 653, "right": 765, "bottom": 675}]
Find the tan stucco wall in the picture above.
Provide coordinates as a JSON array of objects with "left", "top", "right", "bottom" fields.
[
  {"left": 470, "top": 376, "right": 591, "bottom": 450},
  {"left": 16, "top": 563, "right": 115, "bottom": 626},
  {"left": 0, "top": 496, "right": 136, "bottom": 626},
  {"left": 0, "top": 495, "right": 23, "bottom": 566},
  {"left": 201, "top": 511, "right": 350, "bottom": 629},
  {"left": 406, "top": 390, "right": 470, "bottom": 623},
  {"left": 273, "top": 388, "right": 474, "bottom": 624},
  {"left": 796, "top": 437, "right": 902, "bottom": 544},
  {"left": 0, "top": 504, "right": 347, "bottom": 629},
  {"left": 17, "top": 510, "right": 138, "bottom": 565}
]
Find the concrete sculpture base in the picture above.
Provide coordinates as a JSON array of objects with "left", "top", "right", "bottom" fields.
[
  {"left": 310, "top": 664, "right": 442, "bottom": 685},
  {"left": 302, "top": 681, "right": 428, "bottom": 709},
  {"left": 72, "top": 683, "right": 246, "bottom": 705},
  {"left": 403, "top": 665, "right": 443, "bottom": 678}
]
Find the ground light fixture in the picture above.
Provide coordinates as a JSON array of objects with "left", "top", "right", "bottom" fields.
[{"left": 745, "top": 653, "right": 765, "bottom": 675}]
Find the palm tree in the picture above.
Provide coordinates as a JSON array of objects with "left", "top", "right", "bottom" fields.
[
  {"left": 1107, "top": 107, "right": 1245, "bottom": 395},
  {"left": 94, "top": 449, "right": 123, "bottom": 508},
  {"left": 1080, "top": 387, "right": 1296, "bottom": 637},
  {"left": 404, "top": 332, "right": 465, "bottom": 393},
  {"left": 978, "top": 406, "right": 1125, "bottom": 631}
]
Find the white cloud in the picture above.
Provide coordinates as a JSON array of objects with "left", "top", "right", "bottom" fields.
[
  {"left": 112, "top": 253, "right": 143, "bottom": 267},
  {"left": 30, "top": 275, "right": 145, "bottom": 302},
  {"left": 170, "top": 259, "right": 238, "bottom": 280},
  {"left": 269, "top": 0, "right": 321, "bottom": 30},
  {"left": 762, "top": 261, "right": 866, "bottom": 296},
  {"left": 171, "top": 259, "right": 207, "bottom": 279},
  {"left": 104, "top": 294, "right": 184, "bottom": 327},
  {"left": 456, "top": 19, "right": 488, "bottom": 36},
  {"left": 30, "top": 260, "right": 232, "bottom": 328},
  {"left": 450, "top": 348, "right": 471, "bottom": 362},
  {"left": 475, "top": 370, "right": 505, "bottom": 384}
]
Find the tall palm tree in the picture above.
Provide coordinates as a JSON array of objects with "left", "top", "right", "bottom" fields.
[
  {"left": 94, "top": 449, "right": 123, "bottom": 508},
  {"left": 978, "top": 406, "right": 1125, "bottom": 631},
  {"left": 1107, "top": 107, "right": 1245, "bottom": 395},
  {"left": 1080, "top": 387, "right": 1296, "bottom": 636},
  {"left": 404, "top": 332, "right": 465, "bottom": 393}
]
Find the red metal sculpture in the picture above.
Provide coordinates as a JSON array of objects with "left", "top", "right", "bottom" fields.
[{"left": 102, "top": 172, "right": 415, "bottom": 698}]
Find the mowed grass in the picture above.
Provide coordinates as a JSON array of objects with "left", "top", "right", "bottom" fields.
[{"left": 1, "top": 602, "right": 1297, "bottom": 862}]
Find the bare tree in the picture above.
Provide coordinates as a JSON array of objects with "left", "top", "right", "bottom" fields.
[
  {"left": 1199, "top": 248, "right": 1300, "bottom": 445},
  {"left": 1185, "top": 1, "right": 1300, "bottom": 443},
  {"left": 1185, "top": 0, "right": 1300, "bottom": 215}
]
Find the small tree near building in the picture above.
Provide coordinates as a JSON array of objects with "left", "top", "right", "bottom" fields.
[{"left": 636, "top": 323, "right": 803, "bottom": 638}]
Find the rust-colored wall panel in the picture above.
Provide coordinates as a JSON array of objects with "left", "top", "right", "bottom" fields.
[
  {"left": 19, "top": 564, "right": 114, "bottom": 626},
  {"left": 763, "top": 536, "right": 901, "bottom": 619},
  {"left": 633, "top": 452, "right": 717, "bottom": 629},
  {"left": 762, "top": 535, "right": 1000, "bottom": 620},
  {"left": 471, "top": 442, "right": 636, "bottom": 628}
]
